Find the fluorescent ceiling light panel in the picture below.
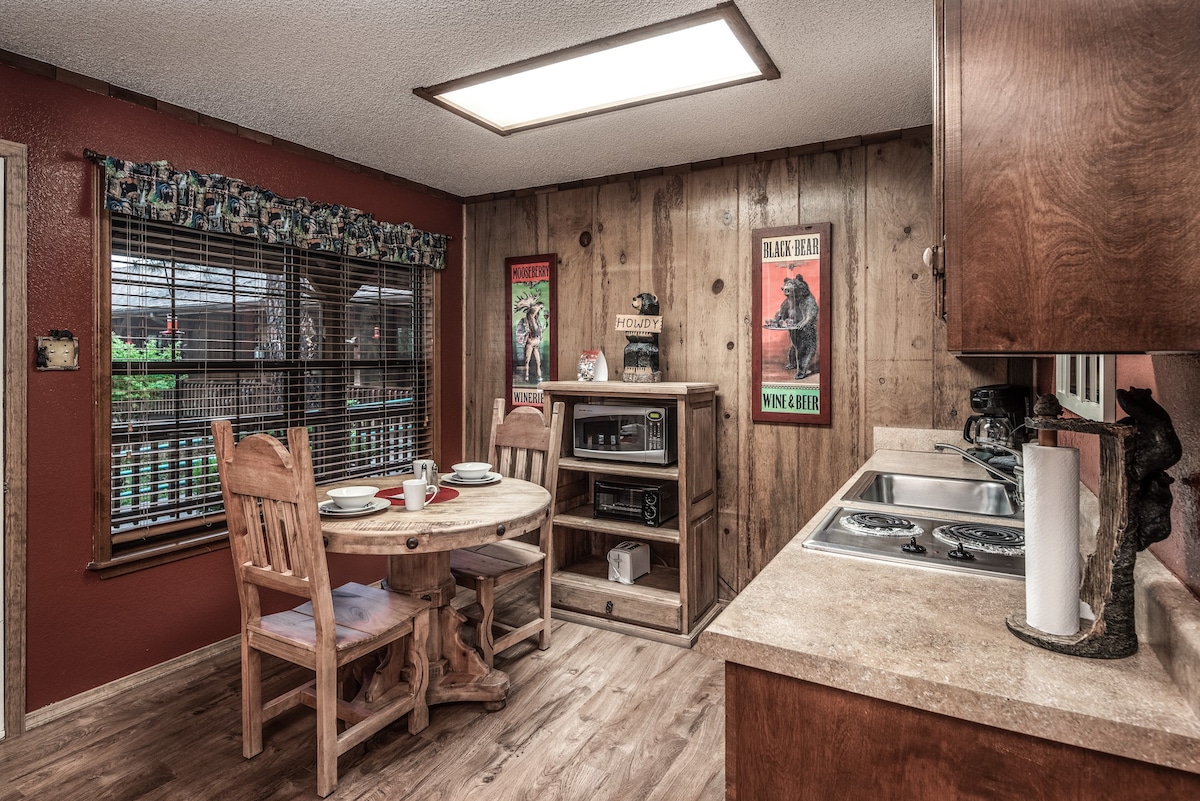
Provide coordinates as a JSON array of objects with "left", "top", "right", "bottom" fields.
[{"left": 415, "top": 3, "right": 779, "bottom": 135}]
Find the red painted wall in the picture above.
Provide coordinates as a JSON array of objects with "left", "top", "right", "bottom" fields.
[{"left": 1, "top": 65, "right": 464, "bottom": 711}]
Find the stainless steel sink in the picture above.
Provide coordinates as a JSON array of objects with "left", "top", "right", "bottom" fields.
[{"left": 842, "top": 471, "right": 1021, "bottom": 518}]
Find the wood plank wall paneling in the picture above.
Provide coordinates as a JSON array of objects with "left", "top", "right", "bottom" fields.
[
  {"left": 463, "top": 135, "right": 1022, "bottom": 593},
  {"left": 2, "top": 140, "right": 30, "bottom": 737},
  {"left": 867, "top": 140, "right": 935, "bottom": 447},
  {"left": 639, "top": 176, "right": 686, "bottom": 379},
  {"left": 595, "top": 181, "right": 642, "bottom": 367},
  {"left": 737, "top": 158, "right": 800, "bottom": 587},
  {"left": 545, "top": 190, "right": 596, "bottom": 372},
  {"left": 463, "top": 197, "right": 538, "bottom": 454},
  {"left": 685, "top": 166, "right": 741, "bottom": 597}
]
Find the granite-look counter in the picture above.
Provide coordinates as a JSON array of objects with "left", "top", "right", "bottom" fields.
[{"left": 699, "top": 448, "right": 1200, "bottom": 775}]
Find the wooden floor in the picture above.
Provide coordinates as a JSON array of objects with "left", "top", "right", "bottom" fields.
[{"left": 0, "top": 596, "right": 726, "bottom": 801}]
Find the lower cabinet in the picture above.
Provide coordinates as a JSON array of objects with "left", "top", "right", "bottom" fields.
[{"left": 725, "top": 663, "right": 1200, "bottom": 801}]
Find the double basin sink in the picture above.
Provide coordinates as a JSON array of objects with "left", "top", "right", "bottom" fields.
[{"left": 843, "top": 470, "right": 1021, "bottom": 519}]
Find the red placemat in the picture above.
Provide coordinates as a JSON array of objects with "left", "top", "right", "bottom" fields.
[{"left": 375, "top": 486, "right": 460, "bottom": 507}]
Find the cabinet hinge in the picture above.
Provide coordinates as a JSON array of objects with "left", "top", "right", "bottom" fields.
[{"left": 926, "top": 244, "right": 947, "bottom": 323}]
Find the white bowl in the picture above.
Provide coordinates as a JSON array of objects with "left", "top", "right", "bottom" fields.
[
  {"left": 451, "top": 462, "right": 491, "bottom": 480},
  {"left": 327, "top": 486, "right": 380, "bottom": 510}
]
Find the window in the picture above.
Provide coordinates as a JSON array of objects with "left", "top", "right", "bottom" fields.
[
  {"left": 93, "top": 214, "right": 434, "bottom": 574},
  {"left": 1055, "top": 354, "right": 1116, "bottom": 422}
]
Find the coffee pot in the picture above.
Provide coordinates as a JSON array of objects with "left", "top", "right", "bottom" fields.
[
  {"left": 963, "top": 413, "right": 1018, "bottom": 450},
  {"left": 963, "top": 384, "right": 1029, "bottom": 452}
]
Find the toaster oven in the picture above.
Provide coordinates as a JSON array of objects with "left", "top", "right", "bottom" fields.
[{"left": 593, "top": 479, "right": 679, "bottom": 528}]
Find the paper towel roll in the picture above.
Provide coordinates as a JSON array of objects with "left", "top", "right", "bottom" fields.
[{"left": 1022, "top": 444, "right": 1082, "bottom": 635}]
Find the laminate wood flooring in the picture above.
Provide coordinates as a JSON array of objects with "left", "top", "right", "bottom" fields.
[{"left": 0, "top": 604, "right": 725, "bottom": 800}]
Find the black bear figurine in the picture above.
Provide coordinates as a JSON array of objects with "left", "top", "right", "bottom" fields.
[
  {"left": 622, "top": 292, "right": 661, "bottom": 383},
  {"left": 1116, "top": 387, "right": 1181, "bottom": 550}
]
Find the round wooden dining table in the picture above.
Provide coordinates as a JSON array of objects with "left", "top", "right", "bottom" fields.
[{"left": 319, "top": 473, "right": 551, "bottom": 710}]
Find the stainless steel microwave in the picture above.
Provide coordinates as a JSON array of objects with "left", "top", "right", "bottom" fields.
[{"left": 572, "top": 403, "right": 677, "bottom": 465}]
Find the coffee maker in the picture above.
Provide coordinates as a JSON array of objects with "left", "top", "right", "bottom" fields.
[{"left": 963, "top": 384, "right": 1029, "bottom": 456}]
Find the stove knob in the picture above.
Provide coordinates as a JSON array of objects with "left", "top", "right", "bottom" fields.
[
  {"left": 947, "top": 541, "right": 975, "bottom": 561},
  {"left": 901, "top": 536, "right": 926, "bottom": 554}
]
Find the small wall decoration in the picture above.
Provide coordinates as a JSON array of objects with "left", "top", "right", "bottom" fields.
[
  {"left": 35, "top": 329, "right": 80, "bottom": 371},
  {"left": 505, "top": 254, "right": 557, "bottom": 408},
  {"left": 617, "top": 293, "right": 662, "bottom": 382},
  {"left": 752, "top": 223, "right": 831, "bottom": 424}
]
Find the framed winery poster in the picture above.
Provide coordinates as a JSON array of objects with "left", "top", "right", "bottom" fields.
[
  {"left": 752, "top": 223, "right": 831, "bottom": 425},
  {"left": 505, "top": 253, "right": 557, "bottom": 409}
]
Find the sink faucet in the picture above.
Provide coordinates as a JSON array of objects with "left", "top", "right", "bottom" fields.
[{"left": 933, "top": 442, "right": 1025, "bottom": 508}]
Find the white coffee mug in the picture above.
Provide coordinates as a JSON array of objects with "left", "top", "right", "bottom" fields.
[
  {"left": 402, "top": 478, "right": 438, "bottom": 511},
  {"left": 413, "top": 458, "right": 439, "bottom": 487}
]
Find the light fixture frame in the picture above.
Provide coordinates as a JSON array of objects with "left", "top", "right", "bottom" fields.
[{"left": 413, "top": 2, "right": 780, "bottom": 136}]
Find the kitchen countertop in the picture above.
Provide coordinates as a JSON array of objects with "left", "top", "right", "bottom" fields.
[{"left": 698, "top": 448, "right": 1200, "bottom": 774}]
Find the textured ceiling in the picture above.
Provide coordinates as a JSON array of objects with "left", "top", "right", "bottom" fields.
[{"left": 0, "top": 0, "right": 933, "bottom": 198}]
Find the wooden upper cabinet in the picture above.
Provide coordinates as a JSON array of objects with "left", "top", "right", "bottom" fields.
[{"left": 937, "top": 0, "right": 1200, "bottom": 353}]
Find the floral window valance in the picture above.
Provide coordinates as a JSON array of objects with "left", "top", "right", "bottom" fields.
[{"left": 85, "top": 150, "right": 449, "bottom": 269}]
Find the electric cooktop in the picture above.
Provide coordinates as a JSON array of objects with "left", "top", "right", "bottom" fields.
[{"left": 802, "top": 506, "right": 1024, "bottom": 579}]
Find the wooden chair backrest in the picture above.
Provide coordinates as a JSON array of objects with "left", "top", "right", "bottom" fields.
[
  {"left": 212, "top": 420, "right": 333, "bottom": 625},
  {"left": 486, "top": 399, "right": 565, "bottom": 501}
]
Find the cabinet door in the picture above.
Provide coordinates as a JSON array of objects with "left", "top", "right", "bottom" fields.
[
  {"left": 942, "top": 0, "right": 1200, "bottom": 353},
  {"left": 726, "top": 664, "right": 1200, "bottom": 800}
]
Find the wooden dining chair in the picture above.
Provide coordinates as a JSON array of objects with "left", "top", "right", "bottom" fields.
[
  {"left": 449, "top": 399, "right": 564, "bottom": 666},
  {"left": 211, "top": 420, "right": 430, "bottom": 798}
]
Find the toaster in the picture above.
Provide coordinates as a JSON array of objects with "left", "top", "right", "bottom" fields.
[{"left": 607, "top": 541, "right": 650, "bottom": 584}]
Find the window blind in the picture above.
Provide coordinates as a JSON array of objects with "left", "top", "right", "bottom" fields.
[{"left": 106, "top": 214, "right": 434, "bottom": 559}]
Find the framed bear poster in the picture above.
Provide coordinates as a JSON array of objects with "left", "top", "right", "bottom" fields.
[
  {"left": 752, "top": 223, "right": 831, "bottom": 425},
  {"left": 505, "top": 253, "right": 557, "bottom": 409}
]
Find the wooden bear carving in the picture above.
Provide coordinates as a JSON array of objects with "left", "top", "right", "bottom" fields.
[
  {"left": 622, "top": 292, "right": 661, "bottom": 383},
  {"left": 1116, "top": 387, "right": 1181, "bottom": 550}
]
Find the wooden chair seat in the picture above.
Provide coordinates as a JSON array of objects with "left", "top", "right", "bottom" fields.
[
  {"left": 255, "top": 581, "right": 426, "bottom": 658},
  {"left": 449, "top": 399, "right": 563, "bottom": 667},
  {"left": 213, "top": 421, "right": 430, "bottom": 798},
  {"left": 450, "top": 541, "right": 545, "bottom": 584}
]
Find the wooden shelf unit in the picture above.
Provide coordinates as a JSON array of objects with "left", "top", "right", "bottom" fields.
[{"left": 539, "top": 381, "right": 719, "bottom": 647}]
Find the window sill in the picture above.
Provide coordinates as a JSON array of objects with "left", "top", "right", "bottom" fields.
[{"left": 88, "top": 531, "right": 230, "bottom": 578}]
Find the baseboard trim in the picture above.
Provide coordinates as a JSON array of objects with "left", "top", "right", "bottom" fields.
[
  {"left": 21, "top": 579, "right": 387, "bottom": 732},
  {"left": 24, "top": 635, "right": 239, "bottom": 730}
]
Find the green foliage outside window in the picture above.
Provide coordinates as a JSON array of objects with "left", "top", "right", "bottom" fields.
[{"left": 111, "top": 334, "right": 185, "bottom": 403}]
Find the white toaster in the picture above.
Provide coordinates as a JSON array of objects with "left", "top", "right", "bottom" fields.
[{"left": 607, "top": 541, "right": 650, "bottom": 584}]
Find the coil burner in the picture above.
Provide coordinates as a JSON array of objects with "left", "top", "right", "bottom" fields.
[
  {"left": 840, "top": 512, "right": 925, "bottom": 538},
  {"left": 932, "top": 523, "right": 1025, "bottom": 557}
]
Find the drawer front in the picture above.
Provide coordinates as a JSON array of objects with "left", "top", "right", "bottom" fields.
[{"left": 552, "top": 583, "right": 682, "bottom": 632}]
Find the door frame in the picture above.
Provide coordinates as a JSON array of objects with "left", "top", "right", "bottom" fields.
[{"left": 1, "top": 140, "right": 28, "bottom": 738}]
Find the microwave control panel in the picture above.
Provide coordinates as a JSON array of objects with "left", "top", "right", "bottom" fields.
[{"left": 646, "top": 411, "right": 665, "bottom": 451}]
